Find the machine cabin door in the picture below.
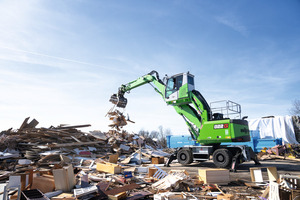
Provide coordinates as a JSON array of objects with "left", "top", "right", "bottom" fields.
[{"left": 165, "top": 75, "right": 183, "bottom": 101}]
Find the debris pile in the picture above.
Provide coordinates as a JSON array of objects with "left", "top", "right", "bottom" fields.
[
  {"left": 292, "top": 115, "right": 300, "bottom": 142},
  {"left": 0, "top": 115, "right": 299, "bottom": 199},
  {"left": 257, "top": 143, "right": 300, "bottom": 161}
]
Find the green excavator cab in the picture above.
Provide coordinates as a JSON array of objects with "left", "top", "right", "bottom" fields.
[{"left": 165, "top": 72, "right": 195, "bottom": 106}]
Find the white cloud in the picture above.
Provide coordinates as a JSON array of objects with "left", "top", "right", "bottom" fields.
[{"left": 215, "top": 15, "right": 248, "bottom": 37}]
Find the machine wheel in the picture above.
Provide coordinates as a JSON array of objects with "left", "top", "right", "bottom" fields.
[
  {"left": 177, "top": 149, "right": 193, "bottom": 165},
  {"left": 212, "top": 149, "right": 233, "bottom": 168}
]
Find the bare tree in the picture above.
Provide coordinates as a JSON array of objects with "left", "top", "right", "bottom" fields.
[
  {"left": 290, "top": 99, "right": 300, "bottom": 116},
  {"left": 158, "top": 126, "right": 171, "bottom": 148},
  {"left": 138, "top": 129, "right": 150, "bottom": 138},
  {"left": 138, "top": 126, "right": 172, "bottom": 148}
]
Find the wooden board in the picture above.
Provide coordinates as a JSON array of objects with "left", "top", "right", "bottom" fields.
[
  {"left": 148, "top": 168, "right": 158, "bottom": 178},
  {"left": 127, "top": 191, "right": 152, "bottom": 200},
  {"left": 97, "top": 163, "right": 122, "bottom": 174},
  {"left": 198, "top": 168, "right": 230, "bottom": 185},
  {"left": 104, "top": 183, "right": 140, "bottom": 196},
  {"left": 109, "top": 154, "right": 119, "bottom": 164},
  {"left": 51, "top": 193, "right": 75, "bottom": 200},
  {"left": 53, "top": 165, "right": 75, "bottom": 192},
  {"left": 108, "top": 192, "right": 127, "bottom": 200},
  {"left": 217, "top": 194, "right": 234, "bottom": 200},
  {"left": 31, "top": 175, "right": 55, "bottom": 193},
  {"left": 151, "top": 157, "right": 164, "bottom": 164},
  {"left": 250, "top": 167, "right": 278, "bottom": 182}
]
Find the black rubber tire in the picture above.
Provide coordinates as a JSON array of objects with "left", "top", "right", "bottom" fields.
[
  {"left": 212, "top": 148, "right": 233, "bottom": 168},
  {"left": 177, "top": 149, "right": 193, "bottom": 165}
]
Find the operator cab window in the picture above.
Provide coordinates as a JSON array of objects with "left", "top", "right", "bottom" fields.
[
  {"left": 188, "top": 75, "right": 194, "bottom": 86},
  {"left": 166, "top": 75, "right": 183, "bottom": 98}
]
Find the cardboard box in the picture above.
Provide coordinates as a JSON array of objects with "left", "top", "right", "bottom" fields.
[
  {"left": 97, "top": 162, "right": 122, "bottom": 174},
  {"left": 151, "top": 157, "right": 164, "bottom": 164},
  {"left": 198, "top": 168, "right": 230, "bottom": 185}
]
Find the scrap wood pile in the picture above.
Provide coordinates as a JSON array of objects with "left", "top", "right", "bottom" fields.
[
  {"left": 0, "top": 156, "right": 268, "bottom": 200},
  {"left": 0, "top": 115, "right": 167, "bottom": 163},
  {"left": 0, "top": 115, "right": 263, "bottom": 199},
  {"left": 0, "top": 117, "right": 108, "bottom": 162},
  {"left": 257, "top": 143, "right": 300, "bottom": 161}
]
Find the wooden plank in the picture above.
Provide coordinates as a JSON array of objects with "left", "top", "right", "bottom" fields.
[
  {"left": 96, "top": 163, "right": 122, "bottom": 174},
  {"left": 127, "top": 191, "right": 152, "bottom": 200},
  {"left": 267, "top": 167, "right": 279, "bottom": 182},
  {"left": 250, "top": 167, "right": 278, "bottom": 182},
  {"left": 109, "top": 154, "right": 119, "bottom": 164},
  {"left": 31, "top": 175, "right": 55, "bottom": 193},
  {"left": 48, "top": 141, "right": 104, "bottom": 148},
  {"left": 27, "top": 119, "right": 39, "bottom": 128},
  {"left": 53, "top": 165, "right": 75, "bottom": 192},
  {"left": 53, "top": 124, "right": 91, "bottom": 130},
  {"left": 148, "top": 168, "right": 158, "bottom": 178},
  {"left": 51, "top": 193, "right": 75, "bottom": 200},
  {"left": 18, "top": 117, "right": 30, "bottom": 131},
  {"left": 151, "top": 157, "right": 164, "bottom": 164},
  {"left": 261, "top": 186, "right": 270, "bottom": 199},
  {"left": 27, "top": 169, "right": 33, "bottom": 188},
  {"left": 20, "top": 173, "right": 27, "bottom": 191},
  {"left": 97, "top": 182, "right": 110, "bottom": 191},
  {"left": 108, "top": 192, "right": 127, "bottom": 200},
  {"left": 198, "top": 169, "right": 230, "bottom": 185},
  {"left": 217, "top": 194, "right": 234, "bottom": 200},
  {"left": 104, "top": 183, "right": 140, "bottom": 195}
]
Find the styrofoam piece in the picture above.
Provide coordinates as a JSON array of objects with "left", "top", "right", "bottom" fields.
[
  {"left": 74, "top": 185, "right": 98, "bottom": 197},
  {"left": 136, "top": 167, "right": 149, "bottom": 173},
  {"left": 18, "top": 159, "right": 32, "bottom": 165},
  {"left": 45, "top": 190, "right": 63, "bottom": 198}
]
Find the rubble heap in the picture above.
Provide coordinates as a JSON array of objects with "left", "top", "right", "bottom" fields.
[{"left": 1, "top": 114, "right": 299, "bottom": 199}]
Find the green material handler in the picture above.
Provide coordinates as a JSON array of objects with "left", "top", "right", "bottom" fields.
[{"left": 110, "top": 70, "right": 259, "bottom": 170}]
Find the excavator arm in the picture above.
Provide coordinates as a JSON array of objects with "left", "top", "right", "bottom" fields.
[
  {"left": 172, "top": 90, "right": 212, "bottom": 141},
  {"left": 110, "top": 70, "right": 166, "bottom": 108}
]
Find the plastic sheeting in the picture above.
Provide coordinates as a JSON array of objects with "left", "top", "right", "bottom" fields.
[{"left": 248, "top": 116, "right": 298, "bottom": 144}]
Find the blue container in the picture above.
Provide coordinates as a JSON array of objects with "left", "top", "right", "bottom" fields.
[
  {"left": 255, "top": 138, "right": 282, "bottom": 152},
  {"left": 166, "top": 135, "right": 199, "bottom": 148},
  {"left": 166, "top": 133, "right": 283, "bottom": 152},
  {"left": 222, "top": 137, "right": 282, "bottom": 152}
]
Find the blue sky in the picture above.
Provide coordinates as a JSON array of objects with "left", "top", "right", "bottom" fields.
[{"left": 0, "top": 0, "right": 299, "bottom": 134}]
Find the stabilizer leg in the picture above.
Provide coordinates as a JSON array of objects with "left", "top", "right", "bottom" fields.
[
  {"left": 165, "top": 152, "right": 177, "bottom": 167},
  {"left": 249, "top": 148, "right": 261, "bottom": 165},
  {"left": 230, "top": 152, "right": 241, "bottom": 172}
]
